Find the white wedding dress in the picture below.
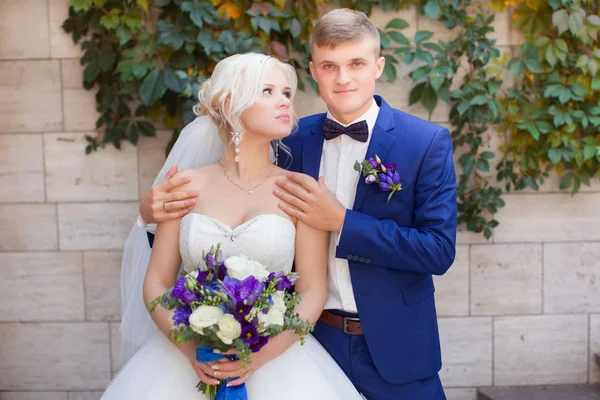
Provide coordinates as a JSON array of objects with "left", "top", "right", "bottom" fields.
[{"left": 102, "top": 212, "right": 363, "bottom": 399}]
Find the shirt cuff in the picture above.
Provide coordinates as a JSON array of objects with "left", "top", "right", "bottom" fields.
[
  {"left": 336, "top": 220, "right": 345, "bottom": 246},
  {"left": 137, "top": 215, "right": 157, "bottom": 234}
]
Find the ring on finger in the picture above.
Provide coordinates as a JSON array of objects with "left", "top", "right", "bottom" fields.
[{"left": 163, "top": 202, "right": 167, "bottom": 211}]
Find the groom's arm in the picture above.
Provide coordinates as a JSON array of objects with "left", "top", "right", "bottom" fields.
[{"left": 336, "top": 127, "right": 457, "bottom": 276}]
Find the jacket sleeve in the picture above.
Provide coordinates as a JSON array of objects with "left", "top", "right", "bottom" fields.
[{"left": 336, "top": 127, "right": 457, "bottom": 275}]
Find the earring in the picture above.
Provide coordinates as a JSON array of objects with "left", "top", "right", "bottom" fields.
[
  {"left": 231, "top": 131, "right": 242, "bottom": 162},
  {"left": 274, "top": 140, "right": 279, "bottom": 166}
]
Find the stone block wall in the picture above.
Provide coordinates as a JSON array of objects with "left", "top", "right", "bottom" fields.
[{"left": 1, "top": 2, "right": 598, "bottom": 399}]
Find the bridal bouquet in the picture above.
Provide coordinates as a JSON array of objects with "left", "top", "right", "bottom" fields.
[{"left": 148, "top": 244, "right": 313, "bottom": 400}]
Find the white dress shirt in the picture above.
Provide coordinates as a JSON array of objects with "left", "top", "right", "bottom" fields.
[{"left": 320, "top": 99, "right": 380, "bottom": 313}]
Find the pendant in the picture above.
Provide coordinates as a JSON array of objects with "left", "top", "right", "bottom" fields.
[{"left": 248, "top": 189, "right": 254, "bottom": 195}]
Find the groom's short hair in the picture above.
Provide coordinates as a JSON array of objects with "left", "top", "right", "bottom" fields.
[{"left": 310, "top": 8, "right": 380, "bottom": 57}]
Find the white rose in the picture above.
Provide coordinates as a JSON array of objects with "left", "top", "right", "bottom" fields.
[
  {"left": 216, "top": 314, "right": 242, "bottom": 345},
  {"left": 225, "top": 256, "right": 270, "bottom": 282},
  {"left": 189, "top": 306, "right": 223, "bottom": 334},
  {"left": 259, "top": 308, "right": 284, "bottom": 327},
  {"left": 271, "top": 292, "right": 286, "bottom": 313}
]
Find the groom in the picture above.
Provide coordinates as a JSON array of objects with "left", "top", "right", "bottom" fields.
[{"left": 274, "top": 9, "right": 456, "bottom": 399}]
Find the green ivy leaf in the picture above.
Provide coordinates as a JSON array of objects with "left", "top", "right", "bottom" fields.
[
  {"left": 559, "top": 173, "right": 573, "bottom": 190},
  {"left": 414, "top": 31, "right": 434, "bottom": 45},
  {"left": 163, "top": 68, "right": 184, "bottom": 93},
  {"left": 409, "top": 82, "right": 426, "bottom": 106},
  {"left": 290, "top": 18, "right": 301, "bottom": 38},
  {"left": 480, "top": 151, "right": 495, "bottom": 160},
  {"left": 423, "top": 0, "right": 440, "bottom": 20},
  {"left": 388, "top": 31, "right": 410, "bottom": 46},
  {"left": 383, "top": 61, "right": 397, "bottom": 82},
  {"left": 555, "top": 39, "right": 568, "bottom": 53},
  {"left": 545, "top": 45, "right": 557, "bottom": 67},
  {"left": 548, "top": 149, "right": 562, "bottom": 164},
  {"left": 137, "top": 120, "right": 156, "bottom": 137},
  {"left": 571, "top": 82, "right": 588, "bottom": 97},
  {"left": 258, "top": 18, "right": 271, "bottom": 34},
  {"left": 552, "top": 10, "right": 569, "bottom": 35},
  {"left": 386, "top": 18, "right": 409, "bottom": 30},
  {"left": 421, "top": 84, "right": 438, "bottom": 116},
  {"left": 83, "top": 58, "right": 101, "bottom": 83},
  {"left": 127, "top": 123, "right": 139, "bottom": 145},
  {"left": 583, "top": 145, "right": 597, "bottom": 161},
  {"left": 380, "top": 32, "right": 391, "bottom": 49},
  {"left": 140, "top": 68, "right": 167, "bottom": 105},
  {"left": 70, "top": 0, "right": 93, "bottom": 13},
  {"left": 588, "top": 15, "right": 600, "bottom": 27}
]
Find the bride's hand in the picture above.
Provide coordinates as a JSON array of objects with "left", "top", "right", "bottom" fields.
[
  {"left": 203, "top": 350, "right": 270, "bottom": 387},
  {"left": 140, "top": 164, "right": 199, "bottom": 223}
]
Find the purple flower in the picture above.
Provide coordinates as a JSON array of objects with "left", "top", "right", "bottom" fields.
[
  {"left": 234, "top": 303, "right": 251, "bottom": 321},
  {"left": 171, "top": 276, "right": 187, "bottom": 300},
  {"left": 173, "top": 305, "right": 192, "bottom": 326},
  {"left": 379, "top": 173, "right": 393, "bottom": 185},
  {"left": 206, "top": 253, "right": 216, "bottom": 268},
  {"left": 268, "top": 271, "right": 293, "bottom": 291},
  {"left": 367, "top": 158, "right": 378, "bottom": 169},
  {"left": 241, "top": 325, "right": 259, "bottom": 345},
  {"left": 223, "top": 276, "right": 263, "bottom": 306},
  {"left": 181, "top": 289, "right": 195, "bottom": 304},
  {"left": 250, "top": 335, "right": 269, "bottom": 352},
  {"left": 216, "top": 263, "right": 227, "bottom": 281},
  {"left": 378, "top": 181, "right": 392, "bottom": 191},
  {"left": 383, "top": 162, "right": 397, "bottom": 173},
  {"left": 392, "top": 171, "right": 401, "bottom": 185}
]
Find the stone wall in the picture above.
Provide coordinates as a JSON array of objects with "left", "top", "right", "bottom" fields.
[{"left": 0, "top": 1, "right": 598, "bottom": 399}]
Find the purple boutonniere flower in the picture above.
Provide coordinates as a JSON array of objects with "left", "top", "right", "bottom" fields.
[{"left": 354, "top": 154, "right": 403, "bottom": 202}]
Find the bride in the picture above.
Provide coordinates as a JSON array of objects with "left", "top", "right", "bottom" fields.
[{"left": 102, "top": 53, "right": 363, "bottom": 399}]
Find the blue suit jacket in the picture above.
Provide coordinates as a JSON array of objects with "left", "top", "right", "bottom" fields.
[{"left": 279, "top": 96, "right": 457, "bottom": 384}]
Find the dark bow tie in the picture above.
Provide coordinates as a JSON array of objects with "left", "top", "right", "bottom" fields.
[{"left": 322, "top": 118, "right": 369, "bottom": 143}]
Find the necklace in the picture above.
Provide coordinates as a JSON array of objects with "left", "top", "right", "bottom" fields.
[{"left": 218, "top": 161, "right": 276, "bottom": 195}]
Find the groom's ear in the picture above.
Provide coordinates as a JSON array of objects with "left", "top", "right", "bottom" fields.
[{"left": 309, "top": 61, "right": 316, "bottom": 80}]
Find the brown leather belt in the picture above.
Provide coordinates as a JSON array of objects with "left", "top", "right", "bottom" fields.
[{"left": 319, "top": 310, "right": 363, "bottom": 335}]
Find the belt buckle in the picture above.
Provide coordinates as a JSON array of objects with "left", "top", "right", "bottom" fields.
[{"left": 343, "top": 316, "right": 360, "bottom": 335}]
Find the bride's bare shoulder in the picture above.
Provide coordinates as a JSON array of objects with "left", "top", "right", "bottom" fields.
[{"left": 172, "top": 163, "right": 220, "bottom": 192}]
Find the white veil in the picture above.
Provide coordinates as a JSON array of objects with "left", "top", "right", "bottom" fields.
[{"left": 119, "top": 116, "right": 226, "bottom": 361}]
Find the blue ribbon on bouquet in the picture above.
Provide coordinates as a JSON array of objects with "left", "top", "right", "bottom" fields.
[{"left": 196, "top": 346, "right": 247, "bottom": 400}]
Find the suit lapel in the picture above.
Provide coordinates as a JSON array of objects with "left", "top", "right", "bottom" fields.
[
  {"left": 351, "top": 97, "right": 396, "bottom": 210},
  {"left": 302, "top": 115, "right": 326, "bottom": 180}
]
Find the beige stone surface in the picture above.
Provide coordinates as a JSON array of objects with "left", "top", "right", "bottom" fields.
[
  {"left": 0, "top": 134, "right": 45, "bottom": 202},
  {"left": 0, "top": 252, "right": 84, "bottom": 321},
  {"left": 438, "top": 317, "right": 493, "bottom": 386},
  {"left": 494, "top": 315, "right": 588, "bottom": 385},
  {"left": 49, "top": 0, "right": 83, "bottom": 58},
  {"left": 471, "top": 244, "right": 542, "bottom": 315},
  {"left": 44, "top": 133, "right": 138, "bottom": 202},
  {"left": 138, "top": 130, "right": 173, "bottom": 197},
  {"left": 0, "top": 61, "right": 63, "bottom": 133},
  {"left": 0, "top": 0, "right": 49, "bottom": 59},
  {"left": 58, "top": 202, "right": 137, "bottom": 250},
  {"left": 0, "top": 393, "right": 67, "bottom": 400},
  {"left": 591, "top": 314, "right": 600, "bottom": 383},
  {"left": 493, "top": 193, "right": 600, "bottom": 242},
  {"left": 434, "top": 245, "right": 469, "bottom": 316},
  {"left": 445, "top": 388, "right": 477, "bottom": 400},
  {"left": 544, "top": 243, "right": 600, "bottom": 313},
  {"left": 61, "top": 60, "right": 100, "bottom": 131},
  {"left": 0, "top": 204, "right": 57, "bottom": 250},
  {"left": 0, "top": 322, "right": 111, "bottom": 390},
  {"left": 83, "top": 252, "right": 122, "bottom": 321},
  {"left": 67, "top": 393, "right": 103, "bottom": 400}
]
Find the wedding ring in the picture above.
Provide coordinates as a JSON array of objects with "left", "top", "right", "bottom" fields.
[{"left": 162, "top": 202, "right": 167, "bottom": 211}]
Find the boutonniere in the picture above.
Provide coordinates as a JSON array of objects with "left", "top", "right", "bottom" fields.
[{"left": 354, "top": 155, "right": 403, "bottom": 202}]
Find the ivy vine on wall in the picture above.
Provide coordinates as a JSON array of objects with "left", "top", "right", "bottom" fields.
[{"left": 63, "top": 0, "right": 600, "bottom": 239}]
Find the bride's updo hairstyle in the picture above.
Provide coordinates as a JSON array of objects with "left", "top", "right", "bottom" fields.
[{"left": 194, "top": 53, "right": 298, "bottom": 142}]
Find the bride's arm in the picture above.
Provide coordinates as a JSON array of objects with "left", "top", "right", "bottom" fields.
[
  {"left": 210, "top": 220, "right": 329, "bottom": 386},
  {"left": 142, "top": 216, "right": 198, "bottom": 364}
]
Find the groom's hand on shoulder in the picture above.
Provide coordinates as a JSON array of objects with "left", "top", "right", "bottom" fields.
[{"left": 274, "top": 172, "right": 346, "bottom": 233}]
